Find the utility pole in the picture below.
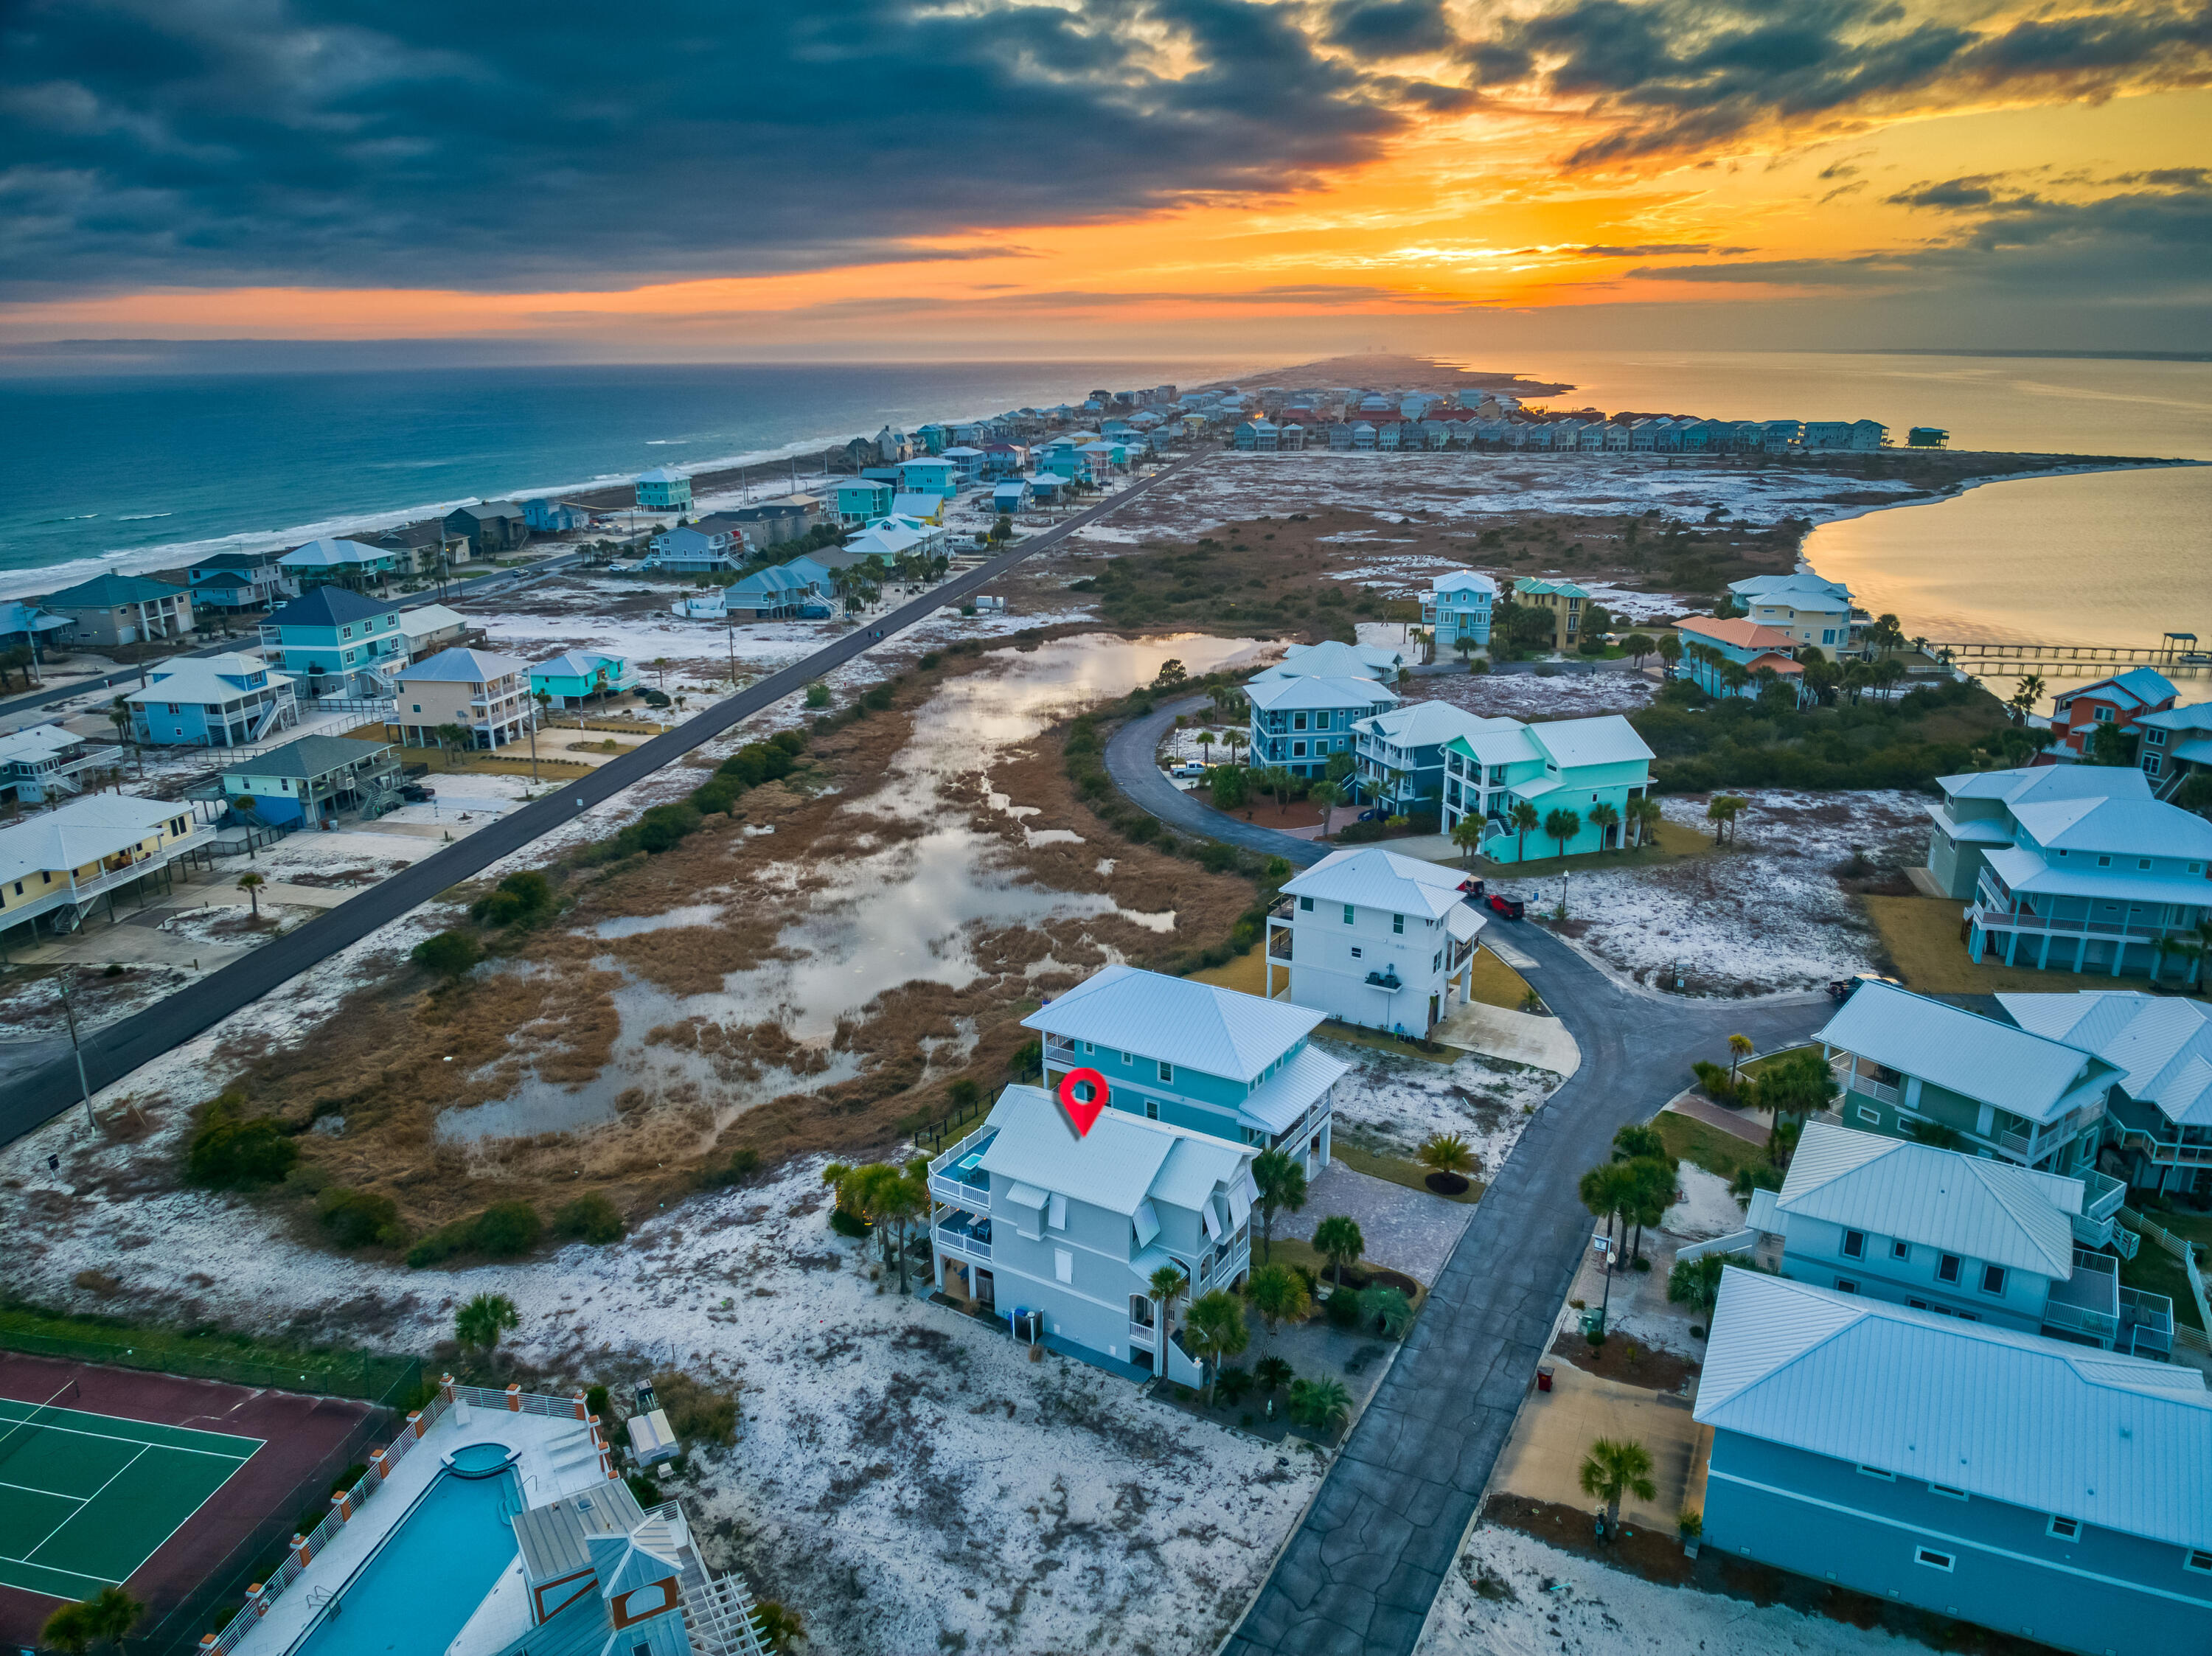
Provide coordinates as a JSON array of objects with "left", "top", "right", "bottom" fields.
[{"left": 54, "top": 975, "right": 96, "bottom": 1133}]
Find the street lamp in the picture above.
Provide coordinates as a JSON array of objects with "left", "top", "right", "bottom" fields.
[{"left": 53, "top": 975, "right": 96, "bottom": 1133}]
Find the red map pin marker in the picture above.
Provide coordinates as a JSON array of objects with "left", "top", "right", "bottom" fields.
[{"left": 1058, "top": 1067, "right": 1107, "bottom": 1137}]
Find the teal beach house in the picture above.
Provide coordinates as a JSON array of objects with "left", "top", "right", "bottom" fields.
[
  {"left": 530, "top": 650, "right": 633, "bottom": 708},
  {"left": 1437, "top": 712, "right": 1655, "bottom": 861}
]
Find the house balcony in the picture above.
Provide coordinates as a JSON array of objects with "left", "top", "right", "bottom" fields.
[
  {"left": 1832, "top": 1056, "right": 1900, "bottom": 1107},
  {"left": 927, "top": 1125, "right": 998, "bottom": 1207},
  {"left": 2042, "top": 1248, "right": 2122, "bottom": 1346},
  {"left": 1993, "top": 1102, "right": 2104, "bottom": 1166},
  {"left": 1043, "top": 1037, "right": 1079, "bottom": 1071},
  {"left": 0, "top": 829, "right": 212, "bottom": 930},
  {"left": 2119, "top": 1287, "right": 2175, "bottom": 1360},
  {"left": 2073, "top": 1169, "right": 2130, "bottom": 1248},
  {"left": 934, "top": 1211, "right": 992, "bottom": 1263}
]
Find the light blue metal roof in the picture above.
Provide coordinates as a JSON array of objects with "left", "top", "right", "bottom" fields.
[
  {"left": 1239, "top": 1043, "right": 1350, "bottom": 1133},
  {"left": 977, "top": 1084, "right": 1248, "bottom": 1217},
  {"left": 1818, "top": 981, "right": 2105, "bottom": 1119},
  {"left": 1697, "top": 1271, "right": 2212, "bottom": 1552},
  {"left": 1021, "top": 964, "right": 1322, "bottom": 1082},
  {"left": 2000, "top": 992, "right": 2212, "bottom": 1128},
  {"left": 1523, "top": 713, "right": 1654, "bottom": 771},
  {"left": 1283, "top": 846, "right": 1473, "bottom": 920},
  {"left": 2011, "top": 794, "right": 2212, "bottom": 858},
  {"left": 1247, "top": 675, "right": 1398, "bottom": 713}
]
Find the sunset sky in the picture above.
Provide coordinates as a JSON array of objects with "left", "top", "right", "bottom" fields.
[{"left": 4, "top": 0, "right": 2208, "bottom": 360}]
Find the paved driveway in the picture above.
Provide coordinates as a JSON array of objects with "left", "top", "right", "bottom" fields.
[
  {"left": 1101, "top": 708, "right": 1828, "bottom": 1655},
  {"left": 1276, "top": 1163, "right": 1473, "bottom": 1287}
]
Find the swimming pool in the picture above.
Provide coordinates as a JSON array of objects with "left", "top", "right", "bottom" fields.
[
  {"left": 446, "top": 1441, "right": 517, "bottom": 1478},
  {"left": 292, "top": 1465, "right": 518, "bottom": 1656}
]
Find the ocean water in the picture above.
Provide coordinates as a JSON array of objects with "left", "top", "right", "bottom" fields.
[{"left": 0, "top": 358, "right": 1276, "bottom": 597}]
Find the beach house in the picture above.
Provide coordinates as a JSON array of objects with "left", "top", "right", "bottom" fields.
[
  {"left": 531, "top": 650, "right": 633, "bottom": 708},
  {"left": 444, "top": 501, "right": 530, "bottom": 556},
  {"left": 1919, "top": 763, "right": 2212, "bottom": 976},
  {"left": 1716, "top": 1120, "right": 2161, "bottom": 1356},
  {"left": 632, "top": 468, "right": 691, "bottom": 514},
  {"left": 0, "top": 599, "right": 72, "bottom": 660},
  {"left": 990, "top": 478, "right": 1032, "bottom": 515},
  {"left": 186, "top": 550, "right": 293, "bottom": 613},
  {"left": 126, "top": 653, "right": 299, "bottom": 748},
  {"left": 1437, "top": 713, "right": 1655, "bottom": 862},
  {"left": 1350, "top": 700, "right": 1502, "bottom": 816},
  {"left": 833, "top": 478, "right": 894, "bottom": 526},
  {"left": 1816, "top": 981, "right": 2116, "bottom": 1175},
  {"left": 1268, "top": 848, "right": 1484, "bottom": 1037},
  {"left": 371, "top": 518, "right": 473, "bottom": 576},
  {"left": 2000, "top": 991, "right": 2212, "bottom": 1202},
  {"left": 1246, "top": 675, "right": 1397, "bottom": 777},
  {"left": 0, "top": 725, "right": 124, "bottom": 805},
  {"left": 0, "top": 794, "right": 206, "bottom": 947},
  {"left": 700, "top": 499, "right": 819, "bottom": 547},
  {"left": 1021, "top": 963, "right": 1343, "bottom": 1168},
  {"left": 1251, "top": 639, "right": 1405, "bottom": 686},
  {"left": 2048, "top": 668, "right": 2179, "bottom": 762},
  {"left": 41, "top": 573, "right": 195, "bottom": 647},
  {"left": 278, "top": 537, "right": 399, "bottom": 592},
  {"left": 1422, "top": 571, "right": 1498, "bottom": 651},
  {"left": 896, "top": 456, "right": 959, "bottom": 500},
  {"left": 521, "top": 497, "right": 592, "bottom": 533},
  {"left": 397, "top": 603, "right": 471, "bottom": 661},
  {"left": 927, "top": 1084, "right": 1256, "bottom": 1381},
  {"left": 218, "top": 734, "right": 402, "bottom": 828},
  {"left": 260, "top": 586, "right": 406, "bottom": 693},
  {"left": 1509, "top": 577, "right": 1590, "bottom": 652},
  {"left": 2134, "top": 700, "right": 2212, "bottom": 796},
  {"left": 1726, "top": 571, "right": 1864, "bottom": 656},
  {"left": 644, "top": 525, "right": 744, "bottom": 574},
  {"left": 1674, "top": 615, "right": 1809, "bottom": 704},
  {"left": 1694, "top": 1270, "right": 2211, "bottom": 1656},
  {"left": 391, "top": 647, "right": 534, "bottom": 749}
]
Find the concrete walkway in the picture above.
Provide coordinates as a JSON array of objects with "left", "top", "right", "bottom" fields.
[
  {"left": 1433, "top": 999, "right": 1579, "bottom": 1071},
  {"left": 1665, "top": 1092, "right": 1769, "bottom": 1145},
  {"left": 1276, "top": 1163, "right": 1474, "bottom": 1288},
  {"left": 1095, "top": 712, "right": 1829, "bottom": 1655}
]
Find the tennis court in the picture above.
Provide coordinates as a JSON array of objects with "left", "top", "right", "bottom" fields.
[{"left": 0, "top": 1385, "right": 262, "bottom": 1602}]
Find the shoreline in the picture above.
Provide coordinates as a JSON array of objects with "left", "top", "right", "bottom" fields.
[{"left": 1797, "top": 453, "right": 2206, "bottom": 536}]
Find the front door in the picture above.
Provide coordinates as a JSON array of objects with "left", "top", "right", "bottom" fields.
[
  {"left": 1428, "top": 994, "right": 1439, "bottom": 1029},
  {"left": 973, "top": 1270, "right": 995, "bottom": 1309}
]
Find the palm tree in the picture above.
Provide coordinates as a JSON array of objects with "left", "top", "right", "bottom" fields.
[
  {"left": 1184, "top": 1290, "right": 1249, "bottom": 1404},
  {"left": 1195, "top": 728, "right": 1215, "bottom": 768},
  {"left": 105, "top": 697, "right": 142, "bottom": 776},
  {"left": 229, "top": 790, "right": 261, "bottom": 859},
  {"left": 1705, "top": 794, "right": 1746, "bottom": 844},
  {"left": 454, "top": 1293, "right": 520, "bottom": 1365},
  {"left": 236, "top": 872, "right": 265, "bottom": 919},
  {"left": 1223, "top": 730, "right": 1248, "bottom": 765},
  {"left": 1149, "top": 1262, "right": 1189, "bottom": 1349},
  {"left": 1312, "top": 1215, "right": 1364, "bottom": 1288},
  {"left": 435, "top": 723, "right": 469, "bottom": 766},
  {"left": 1588, "top": 800, "right": 1620, "bottom": 849},
  {"left": 1579, "top": 1437, "right": 1657, "bottom": 1537},
  {"left": 1253, "top": 1354, "right": 1293, "bottom": 1397},
  {"left": 1579, "top": 1160, "right": 1638, "bottom": 1248},
  {"left": 1627, "top": 796, "right": 1662, "bottom": 850},
  {"left": 1621, "top": 633, "right": 1655, "bottom": 667},
  {"left": 1454, "top": 636, "right": 1476, "bottom": 670},
  {"left": 1655, "top": 633, "right": 1683, "bottom": 677},
  {"left": 1287, "top": 1377, "right": 1352, "bottom": 1433},
  {"left": 1727, "top": 1033, "right": 1753, "bottom": 1085},
  {"left": 1543, "top": 807, "right": 1582, "bottom": 859},
  {"left": 1419, "top": 1133, "right": 1475, "bottom": 1179},
  {"left": 1246, "top": 1263, "right": 1311, "bottom": 1333},
  {"left": 1509, "top": 799, "right": 1540, "bottom": 860},
  {"left": 1251, "top": 1147, "right": 1307, "bottom": 1262},
  {"left": 1314, "top": 777, "right": 1348, "bottom": 837},
  {"left": 41, "top": 1585, "right": 142, "bottom": 1654},
  {"left": 2008, "top": 673, "right": 2045, "bottom": 723},
  {"left": 1450, "top": 814, "right": 1484, "bottom": 866}
]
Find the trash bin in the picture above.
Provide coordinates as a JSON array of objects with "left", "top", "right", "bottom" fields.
[{"left": 1536, "top": 1366, "right": 1554, "bottom": 1393}]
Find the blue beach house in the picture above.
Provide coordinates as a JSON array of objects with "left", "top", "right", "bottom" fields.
[
  {"left": 126, "top": 653, "right": 299, "bottom": 748},
  {"left": 896, "top": 457, "right": 958, "bottom": 499},
  {"left": 1674, "top": 614, "right": 1810, "bottom": 705},
  {"left": 1422, "top": 571, "right": 1498, "bottom": 650},
  {"left": 259, "top": 586, "right": 405, "bottom": 691},
  {"left": 633, "top": 467, "right": 691, "bottom": 513},
  {"left": 1247, "top": 676, "right": 1397, "bottom": 776},
  {"left": 835, "top": 478, "right": 894, "bottom": 526},
  {"left": 991, "top": 478, "right": 1032, "bottom": 515},
  {"left": 279, "top": 537, "right": 399, "bottom": 592},
  {"left": 1022, "top": 964, "right": 1344, "bottom": 1170},
  {"left": 1352, "top": 700, "right": 1493, "bottom": 815},
  {"left": 1694, "top": 1270, "right": 2211, "bottom": 1656},
  {"left": 530, "top": 650, "right": 633, "bottom": 708},
  {"left": 219, "top": 734, "right": 401, "bottom": 827},
  {"left": 1438, "top": 713, "right": 1655, "bottom": 861}
]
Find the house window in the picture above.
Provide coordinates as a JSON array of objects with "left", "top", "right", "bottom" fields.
[
  {"left": 1857, "top": 1106, "right": 1881, "bottom": 1124},
  {"left": 1120, "top": 1051, "right": 1131, "bottom": 1065},
  {"left": 1343, "top": 905, "right": 1354, "bottom": 925},
  {"left": 1891, "top": 1239, "right": 1910, "bottom": 1261},
  {"left": 2046, "top": 1516, "right": 2079, "bottom": 1540},
  {"left": 2098, "top": 855, "right": 2112, "bottom": 868},
  {"left": 1130, "top": 1294, "right": 1154, "bottom": 1326},
  {"left": 2186, "top": 1550, "right": 2212, "bottom": 1575},
  {"left": 1082, "top": 1041, "right": 1093, "bottom": 1055},
  {"left": 1856, "top": 1465, "right": 1894, "bottom": 1481},
  {"left": 2145, "top": 728, "right": 2166, "bottom": 745},
  {"left": 1433, "top": 951, "right": 1442, "bottom": 971},
  {"left": 1980, "top": 1264, "right": 2006, "bottom": 1295},
  {"left": 1350, "top": 947, "right": 1363, "bottom": 959},
  {"left": 1144, "top": 1099, "right": 1158, "bottom": 1121},
  {"left": 2093, "top": 706, "right": 2114, "bottom": 723},
  {"left": 1054, "top": 1248, "right": 1073, "bottom": 1284},
  {"left": 1157, "top": 1060, "right": 1173, "bottom": 1084},
  {"left": 1300, "top": 897, "right": 1315, "bottom": 911},
  {"left": 1928, "top": 1483, "right": 1967, "bottom": 1501},
  {"left": 1915, "top": 1548, "right": 1955, "bottom": 1573},
  {"left": 1292, "top": 741, "right": 1307, "bottom": 758},
  {"left": 1937, "top": 1253, "right": 1961, "bottom": 1284},
  {"left": 1392, "top": 914, "right": 1405, "bottom": 934},
  {"left": 1842, "top": 1229, "right": 1865, "bottom": 1259},
  {"left": 2138, "top": 859, "right": 2151, "bottom": 871},
  {"left": 1834, "top": 1278, "right": 1859, "bottom": 1294}
]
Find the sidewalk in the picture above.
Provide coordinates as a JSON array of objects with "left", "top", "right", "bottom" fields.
[
  {"left": 1663, "top": 1093, "right": 1767, "bottom": 1145},
  {"left": 1434, "top": 999, "right": 1579, "bottom": 1071}
]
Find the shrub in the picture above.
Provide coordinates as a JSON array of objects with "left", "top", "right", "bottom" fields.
[
  {"left": 411, "top": 930, "right": 483, "bottom": 981},
  {"left": 919, "top": 652, "right": 942, "bottom": 669},
  {"left": 633, "top": 801, "right": 701, "bottom": 854},
  {"left": 626, "top": 1470, "right": 663, "bottom": 1506},
  {"left": 553, "top": 1193, "right": 624, "bottom": 1245},
  {"left": 699, "top": 1147, "right": 762, "bottom": 1189},
  {"left": 317, "top": 1187, "right": 403, "bottom": 1249},
  {"left": 651, "top": 1370, "right": 740, "bottom": 1446},
  {"left": 829, "top": 1208, "right": 869, "bottom": 1239},
  {"left": 861, "top": 682, "right": 896, "bottom": 712},
  {"left": 804, "top": 683, "right": 831, "bottom": 708},
  {"left": 186, "top": 1093, "right": 297, "bottom": 1189},
  {"left": 1359, "top": 1285, "right": 1414, "bottom": 1339},
  {"left": 1326, "top": 1287, "right": 1363, "bottom": 1328},
  {"left": 470, "top": 870, "right": 555, "bottom": 928},
  {"left": 405, "top": 1224, "right": 469, "bottom": 1268},
  {"left": 1213, "top": 1365, "right": 1254, "bottom": 1405},
  {"left": 473, "top": 1201, "right": 541, "bottom": 1256}
]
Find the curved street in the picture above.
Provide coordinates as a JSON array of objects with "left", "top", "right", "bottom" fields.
[
  {"left": 0, "top": 457, "right": 1201, "bottom": 1144},
  {"left": 1102, "top": 701, "right": 1826, "bottom": 1656}
]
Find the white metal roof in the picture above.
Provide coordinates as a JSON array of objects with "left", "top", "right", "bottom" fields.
[
  {"left": 1021, "top": 964, "right": 1323, "bottom": 1082},
  {"left": 1938, "top": 764, "right": 2152, "bottom": 807},
  {"left": 1282, "top": 846, "right": 1475, "bottom": 921},
  {"left": 1426, "top": 571, "right": 1499, "bottom": 597},
  {"left": 1246, "top": 675, "right": 1399, "bottom": 713},
  {"left": 1816, "top": 981, "right": 2106, "bottom": 1121},
  {"left": 1727, "top": 571, "right": 1853, "bottom": 608},
  {"left": 0, "top": 793, "right": 191, "bottom": 886},
  {"left": 635, "top": 467, "right": 686, "bottom": 483},
  {"left": 128, "top": 654, "right": 291, "bottom": 704},
  {"left": 1984, "top": 843, "right": 2212, "bottom": 907},
  {"left": 0, "top": 724, "right": 85, "bottom": 766},
  {"left": 279, "top": 536, "right": 387, "bottom": 568},
  {"left": 1252, "top": 640, "right": 1402, "bottom": 683},
  {"left": 1239, "top": 1043, "right": 1350, "bottom": 1133},
  {"left": 1449, "top": 723, "right": 1543, "bottom": 766},
  {"left": 1525, "top": 714, "right": 1655, "bottom": 770},
  {"left": 977, "top": 1085, "right": 1250, "bottom": 1217},
  {"left": 398, "top": 603, "right": 467, "bottom": 638},
  {"left": 2011, "top": 794, "right": 2212, "bottom": 859},
  {"left": 1444, "top": 904, "right": 1486, "bottom": 944},
  {"left": 1777, "top": 1122, "right": 2081, "bottom": 1277},
  {"left": 1354, "top": 700, "right": 1496, "bottom": 750},
  {"left": 2000, "top": 992, "right": 2212, "bottom": 1129},
  {"left": 1697, "top": 1271, "right": 2212, "bottom": 1551}
]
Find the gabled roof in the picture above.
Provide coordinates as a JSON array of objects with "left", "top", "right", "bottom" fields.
[
  {"left": 1816, "top": 980, "right": 2108, "bottom": 1121},
  {"left": 2132, "top": 701, "right": 2212, "bottom": 734},
  {"left": 2053, "top": 667, "right": 2177, "bottom": 712},
  {"left": 1776, "top": 1122, "right": 2080, "bottom": 1276},
  {"left": 1986, "top": 843, "right": 2212, "bottom": 907},
  {"left": 1246, "top": 674, "right": 1398, "bottom": 713},
  {"left": 1445, "top": 723, "right": 1543, "bottom": 766},
  {"left": 978, "top": 1084, "right": 1251, "bottom": 1216},
  {"left": 513, "top": 1478, "right": 647, "bottom": 1584},
  {"left": 219, "top": 734, "right": 389, "bottom": 782},
  {"left": 269, "top": 586, "right": 400, "bottom": 629},
  {"left": 43, "top": 572, "right": 186, "bottom": 608},
  {"left": 1697, "top": 1271, "right": 2212, "bottom": 1551},
  {"left": 1525, "top": 713, "right": 1654, "bottom": 770},
  {"left": 396, "top": 646, "right": 526, "bottom": 682},
  {"left": 532, "top": 650, "right": 625, "bottom": 678},
  {"left": 733, "top": 566, "right": 813, "bottom": 596},
  {"left": 1283, "top": 846, "right": 1476, "bottom": 921},
  {"left": 1514, "top": 577, "right": 1590, "bottom": 598},
  {"left": 2000, "top": 992, "right": 2212, "bottom": 1129},
  {"left": 397, "top": 603, "right": 467, "bottom": 636},
  {"left": 1021, "top": 963, "right": 1321, "bottom": 1082},
  {"left": 1239, "top": 1043, "right": 1352, "bottom": 1133},
  {"left": 279, "top": 537, "right": 386, "bottom": 568},
  {"left": 1676, "top": 615, "right": 1797, "bottom": 652},
  {"left": 1426, "top": 571, "right": 1499, "bottom": 597}
]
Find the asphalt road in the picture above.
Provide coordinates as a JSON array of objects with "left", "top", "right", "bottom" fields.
[
  {"left": 0, "top": 462, "right": 1197, "bottom": 1145},
  {"left": 1101, "top": 703, "right": 1827, "bottom": 1656}
]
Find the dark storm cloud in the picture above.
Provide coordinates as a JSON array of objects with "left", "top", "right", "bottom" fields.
[
  {"left": 1459, "top": 0, "right": 2212, "bottom": 167},
  {"left": 0, "top": 0, "right": 1409, "bottom": 294},
  {"left": 1626, "top": 182, "right": 2212, "bottom": 296},
  {"left": 1324, "top": 0, "right": 1459, "bottom": 57}
]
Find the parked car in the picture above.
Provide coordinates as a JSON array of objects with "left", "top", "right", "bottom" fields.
[
  {"left": 400, "top": 782, "right": 436, "bottom": 802},
  {"left": 1169, "top": 762, "right": 1206, "bottom": 779},
  {"left": 1828, "top": 972, "right": 1899, "bottom": 1002},
  {"left": 1356, "top": 807, "right": 1383, "bottom": 822},
  {"left": 1485, "top": 893, "right": 1525, "bottom": 920}
]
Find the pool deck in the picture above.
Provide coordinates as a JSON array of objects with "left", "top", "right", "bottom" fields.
[{"left": 230, "top": 1402, "right": 607, "bottom": 1656}]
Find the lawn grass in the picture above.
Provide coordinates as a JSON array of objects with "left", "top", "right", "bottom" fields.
[
  {"left": 1250, "top": 1234, "right": 1427, "bottom": 1303},
  {"left": 2120, "top": 1245, "right": 2205, "bottom": 1332},
  {"left": 1466, "top": 947, "right": 1535, "bottom": 1011},
  {"left": 338, "top": 725, "right": 599, "bottom": 779},
  {"left": 1189, "top": 949, "right": 1268, "bottom": 998},
  {"left": 1312, "top": 1023, "right": 1461, "bottom": 1068},
  {"left": 1864, "top": 895, "right": 2166, "bottom": 995},
  {"left": 1737, "top": 1043, "right": 1820, "bottom": 1079},
  {"left": 1655, "top": 1109, "right": 1767, "bottom": 1184},
  {"left": 1332, "top": 1140, "right": 1484, "bottom": 1205},
  {"left": 2143, "top": 1210, "right": 2212, "bottom": 1250}
]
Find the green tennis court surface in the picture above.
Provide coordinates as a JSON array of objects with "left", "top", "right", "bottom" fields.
[{"left": 0, "top": 1396, "right": 262, "bottom": 1601}]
